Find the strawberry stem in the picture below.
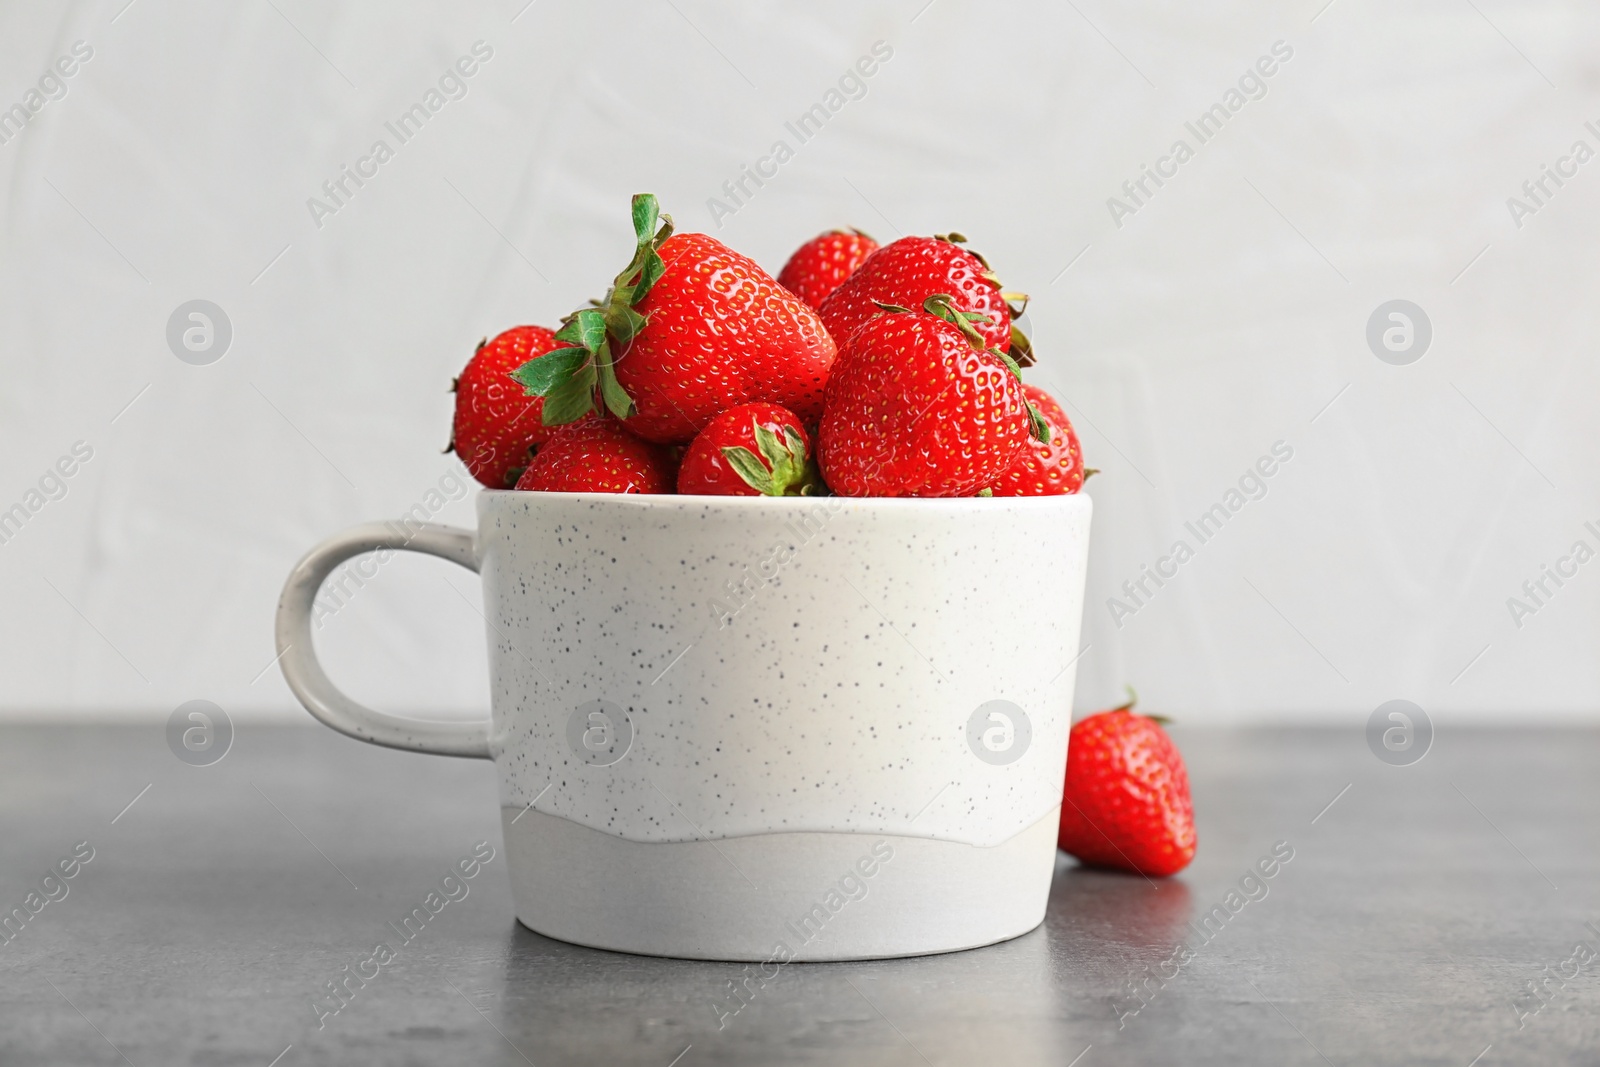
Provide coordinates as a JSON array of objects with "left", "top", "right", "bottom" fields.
[
  {"left": 509, "top": 193, "right": 674, "bottom": 425},
  {"left": 922, "top": 294, "right": 989, "bottom": 351}
]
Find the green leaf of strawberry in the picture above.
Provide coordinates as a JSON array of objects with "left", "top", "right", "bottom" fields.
[
  {"left": 923, "top": 293, "right": 991, "bottom": 352},
  {"left": 542, "top": 364, "right": 598, "bottom": 426},
  {"left": 636, "top": 245, "right": 667, "bottom": 299},
  {"left": 597, "top": 347, "right": 637, "bottom": 420},
  {"left": 631, "top": 193, "right": 658, "bottom": 245},
  {"left": 620, "top": 192, "right": 673, "bottom": 307},
  {"left": 510, "top": 344, "right": 587, "bottom": 397},
  {"left": 753, "top": 422, "right": 790, "bottom": 471},
  {"left": 723, "top": 419, "right": 815, "bottom": 496},
  {"left": 721, "top": 446, "right": 778, "bottom": 495},
  {"left": 1024, "top": 400, "right": 1051, "bottom": 444},
  {"left": 555, "top": 307, "right": 607, "bottom": 354},
  {"left": 604, "top": 304, "right": 649, "bottom": 347}
]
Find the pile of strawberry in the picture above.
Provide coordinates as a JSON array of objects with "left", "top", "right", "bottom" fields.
[{"left": 450, "top": 194, "right": 1090, "bottom": 498}]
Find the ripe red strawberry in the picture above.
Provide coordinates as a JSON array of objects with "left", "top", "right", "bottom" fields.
[
  {"left": 817, "top": 297, "right": 1039, "bottom": 497},
  {"left": 512, "top": 195, "right": 835, "bottom": 445},
  {"left": 776, "top": 229, "right": 879, "bottom": 310},
  {"left": 514, "top": 416, "right": 676, "bottom": 494},
  {"left": 989, "top": 384, "right": 1088, "bottom": 496},
  {"left": 1057, "top": 693, "right": 1196, "bottom": 878},
  {"left": 451, "top": 325, "right": 573, "bottom": 488},
  {"left": 816, "top": 234, "right": 1024, "bottom": 355},
  {"left": 677, "top": 403, "right": 815, "bottom": 496}
]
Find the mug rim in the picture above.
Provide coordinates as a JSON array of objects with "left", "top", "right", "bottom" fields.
[{"left": 479, "top": 489, "right": 1093, "bottom": 510}]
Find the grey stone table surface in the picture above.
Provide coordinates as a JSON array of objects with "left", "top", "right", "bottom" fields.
[{"left": 2, "top": 722, "right": 1597, "bottom": 1066}]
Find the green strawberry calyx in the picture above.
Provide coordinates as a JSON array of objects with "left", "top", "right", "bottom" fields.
[
  {"left": 1108, "top": 685, "right": 1170, "bottom": 724},
  {"left": 932, "top": 233, "right": 1034, "bottom": 366},
  {"left": 921, "top": 292, "right": 992, "bottom": 349},
  {"left": 921, "top": 294, "right": 1050, "bottom": 444},
  {"left": 721, "top": 418, "right": 819, "bottom": 496},
  {"left": 510, "top": 193, "right": 673, "bottom": 425},
  {"left": 934, "top": 230, "right": 998, "bottom": 276},
  {"left": 1002, "top": 291, "right": 1036, "bottom": 368}
]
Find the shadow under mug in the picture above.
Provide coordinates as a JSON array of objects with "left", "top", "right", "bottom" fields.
[{"left": 276, "top": 490, "right": 1092, "bottom": 961}]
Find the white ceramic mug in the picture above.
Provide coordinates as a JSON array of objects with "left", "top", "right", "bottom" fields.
[{"left": 276, "top": 491, "right": 1092, "bottom": 961}]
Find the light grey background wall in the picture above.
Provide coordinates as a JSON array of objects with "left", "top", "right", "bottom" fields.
[{"left": 1, "top": 0, "right": 1595, "bottom": 723}]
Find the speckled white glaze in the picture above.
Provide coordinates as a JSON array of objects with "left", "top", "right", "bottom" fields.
[
  {"left": 479, "top": 491, "right": 1092, "bottom": 848},
  {"left": 277, "top": 489, "right": 1095, "bottom": 958}
]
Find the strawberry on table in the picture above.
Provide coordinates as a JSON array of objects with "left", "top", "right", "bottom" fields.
[
  {"left": 1057, "top": 692, "right": 1196, "bottom": 878},
  {"left": 451, "top": 325, "right": 574, "bottom": 489},
  {"left": 816, "top": 234, "right": 1026, "bottom": 356},
  {"left": 989, "top": 383, "right": 1089, "bottom": 496},
  {"left": 511, "top": 194, "right": 836, "bottom": 445},
  {"left": 776, "top": 229, "right": 879, "bottom": 310},
  {"left": 677, "top": 402, "right": 815, "bottom": 496},
  {"left": 817, "top": 295, "right": 1042, "bottom": 498},
  {"left": 513, "top": 416, "right": 677, "bottom": 494}
]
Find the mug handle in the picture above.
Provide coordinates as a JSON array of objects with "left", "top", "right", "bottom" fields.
[{"left": 274, "top": 521, "right": 492, "bottom": 759}]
